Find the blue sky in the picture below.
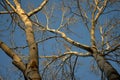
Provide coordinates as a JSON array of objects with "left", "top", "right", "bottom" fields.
[{"left": 0, "top": 0, "right": 120, "bottom": 80}]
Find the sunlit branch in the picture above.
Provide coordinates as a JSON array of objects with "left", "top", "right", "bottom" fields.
[
  {"left": 105, "top": 44, "right": 120, "bottom": 55},
  {"left": 0, "top": 40, "right": 26, "bottom": 72},
  {"left": 105, "top": 38, "right": 110, "bottom": 50},
  {"left": 91, "top": 0, "right": 108, "bottom": 49},
  {"left": 39, "top": 51, "right": 91, "bottom": 59},
  {"left": 99, "top": 26, "right": 104, "bottom": 44},
  {"left": 41, "top": 51, "right": 91, "bottom": 77},
  {"left": 99, "top": 26, "right": 105, "bottom": 51},
  {"left": 0, "top": 11, "right": 14, "bottom": 14},
  {"left": 13, "top": 0, "right": 42, "bottom": 79},
  {"left": 64, "top": 51, "right": 91, "bottom": 57},
  {"left": 94, "top": 0, "right": 108, "bottom": 22},
  {"left": 28, "top": 0, "right": 48, "bottom": 17},
  {"left": 5, "top": 0, "right": 16, "bottom": 12},
  {"left": 47, "top": 28, "right": 92, "bottom": 52}
]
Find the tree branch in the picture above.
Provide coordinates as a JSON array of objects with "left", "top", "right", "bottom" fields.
[
  {"left": 47, "top": 28, "right": 92, "bottom": 52},
  {"left": 105, "top": 44, "right": 120, "bottom": 55},
  {"left": 94, "top": 0, "right": 108, "bottom": 21},
  {"left": 0, "top": 40, "right": 26, "bottom": 72},
  {"left": 28, "top": 0, "right": 48, "bottom": 17},
  {"left": 5, "top": 0, "right": 16, "bottom": 12},
  {"left": 90, "top": 0, "right": 108, "bottom": 49},
  {"left": 0, "top": 11, "right": 14, "bottom": 14},
  {"left": 39, "top": 51, "right": 91, "bottom": 59},
  {"left": 13, "top": 0, "right": 42, "bottom": 79}
]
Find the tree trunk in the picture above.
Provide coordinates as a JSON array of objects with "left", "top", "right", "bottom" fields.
[
  {"left": 93, "top": 53, "right": 120, "bottom": 80},
  {"left": 13, "top": 0, "right": 41, "bottom": 79}
]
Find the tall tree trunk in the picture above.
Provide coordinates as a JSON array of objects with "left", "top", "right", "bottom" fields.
[
  {"left": 93, "top": 53, "right": 120, "bottom": 80},
  {"left": 13, "top": 0, "right": 41, "bottom": 80}
]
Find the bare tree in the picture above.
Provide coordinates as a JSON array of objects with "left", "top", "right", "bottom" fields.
[
  {"left": 0, "top": 0, "right": 48, "bottom": 80},
  {"left": 0, "top": 0, "right": 120, "bottom": 80}
]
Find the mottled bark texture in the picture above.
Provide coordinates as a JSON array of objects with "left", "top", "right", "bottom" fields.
[
  {"left": 0, "top": 0, "right": 48, "bottom": 80},
  {"left": 93, "top": 52, "right": 120, "bottom": 80}
]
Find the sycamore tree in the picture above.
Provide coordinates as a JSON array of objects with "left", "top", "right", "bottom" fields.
[{"left": 0, "top": 0, "right": 120, "bottom": 80}]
